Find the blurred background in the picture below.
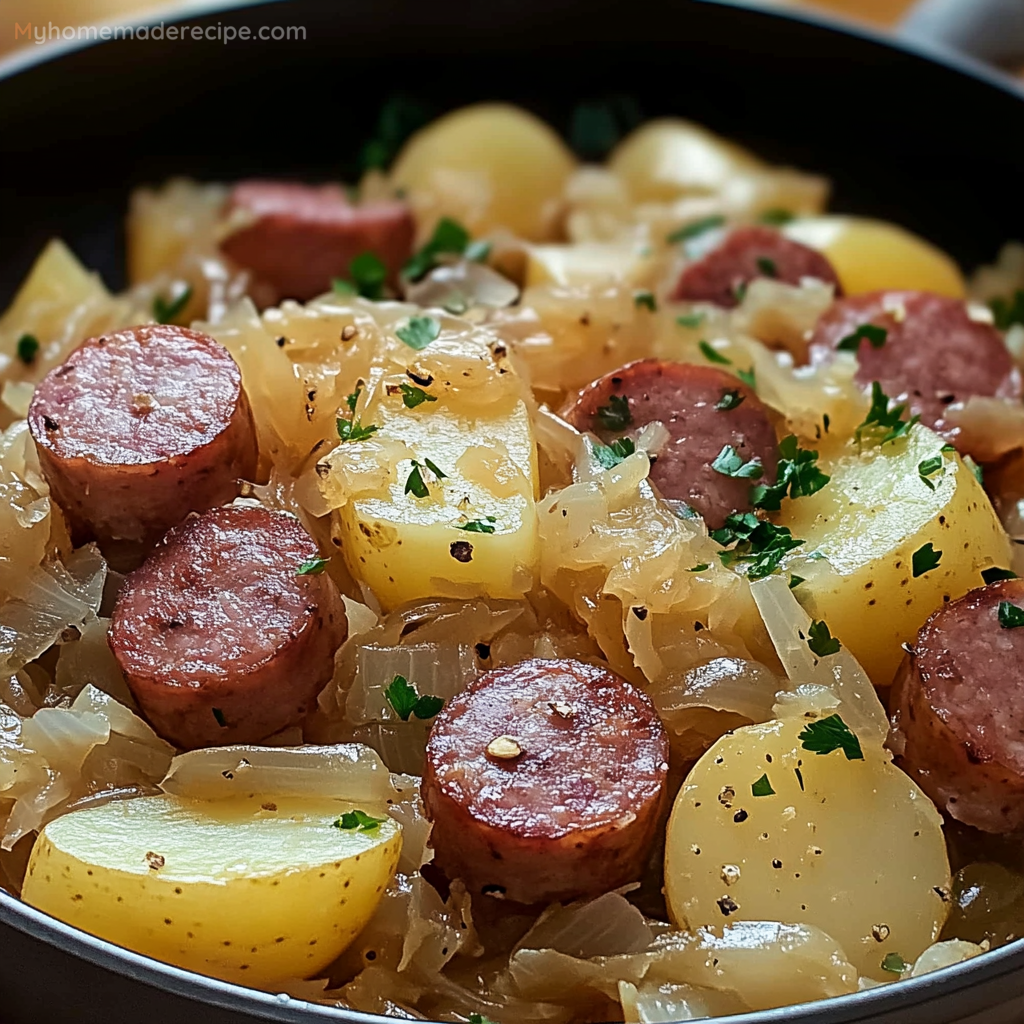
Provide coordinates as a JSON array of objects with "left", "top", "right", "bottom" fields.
[{"left": 0, "top": 0, "right": 917, "bottom": 59}]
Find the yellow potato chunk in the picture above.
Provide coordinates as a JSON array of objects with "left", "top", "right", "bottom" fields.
[
  {"left": 783, "top": 216, "right": 965, "bottom": 298},
  {"left": 524, "top": 243, "right": 657, "bottom": 289},
  {"left": 608, "top": 118, "right": 763, "bottom": 202},
  {"left": 664, "top": 717, "right": 950, "bottom": 980},
  {"left": 777, "top": 425, "right": 1010, "bottom": 684},
  {"left": 22, "top": 794, "right": 401, "bottom": 987},
  {"left": 390, "top": 104, "right": 576, "bottom": 242}
]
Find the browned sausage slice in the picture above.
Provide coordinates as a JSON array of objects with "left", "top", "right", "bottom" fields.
[
  {"left": 108, "top": 505, "right": 346, "bottom": 750},
  {"left": 809, "top": 290, "right": 1022, "bottom": 457},
  {"left": 220, "top": 180, "right": 415, "bottom": 303},
  {"left": 562, "top": 360, "right": 779, "bottom": 528},
  {"left": 28, "top": 325, "right": 258, "bottom": 563},
  {"left": 889, "top": 579, "right": 1024, "bottom": 833},
  {"left": 671, "top": 225, "right": 842, "bottom": 308},
  {"left": 422, "top": 658, "right": 669, "bottom": 905}
]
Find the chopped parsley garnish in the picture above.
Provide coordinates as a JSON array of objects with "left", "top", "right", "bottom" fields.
[
  {"left": 912, "top": 543, "right": 942, "bottom": 578},
  {"left": 676, "top": 313, "right": 706, "bottom": 329},
  {"left": 337, "top": 417, "right": 378, "bottom": 442},
  {"left": 396, "top": 315, "right": 441, "bottom": 350},
  {"left": 751, "top": 773, "right": 775, "bottom": 797},
  {"left": 404, "top": 458, "right": 447, "bottom": 498},
  {"left": 733, "top": 281, "right": 749, "bottom": 304},
  {"left": 346, "top": 388, "right": 362, "bottom": 413},
  {"left": 212, "top": 707, "right": 227, "bottom": 728},
  {"left": 16, "top": 334, "right": 39, "bottom": 365},
  {"left": 360, "top": 94, "right": 430, "bottom": 171},
  {"left": 989, "top": 289, "right": 1024, "bottom": 331},
  {"left": 688, "top": 563, "right": 710, "bottom": 572},
  {"left": 153, "top": 284, "right": 193, "bottom": 325},
  {"left": 336, "top": 252, "right": 387, "bottom": 300},
  {"left": 788, "top": 574, "right": 805, "bottom": 589},
  {"left": 399, "top": 383, "right": 437, "bottom": 409},
  {"left": 736, "top": 367, "right": 756, "bottom": 389},
  {"left": 998, "top": 601, "right": 1024, "bottom": 629},
  {"left": 855, "top": 381, "right": 919, "bottom": 447},
  {"left": 699, "top": 340, "right": 731, "bottom": 365},
  {"left": 634, "top": 290, "right": 657, "bottom": 312},
  {"left": 716, "top": 389, "right": 744, "bottom": 412},
  {"left": 711, "top": 445, "right": 764, "bottom": 480},
  {"left": 711, "top": 512, "right": 804, "bottom": 580},
  {"left": 964, "top": 455, "right": 984, "bottom": 486},
  {"left": 468, "top": 1016, "right": 496, "bottom": 1024},
  {"left": 384, "top": 674, "right": 444, "bottom": 721},
  {"left": 750, "top": 435, "right": 830, "bottom": 511},
  {"left": 917, "top": 455, "right": 944, "bottom": 490},
  {"left": 836, "top": 323, "right": 887, "bottom": 353},
  {"left": 759, "top": 208, "right": 795, "bottom": 226},
  {"left": 881, "top": 952, "right": 910, "bottom": 976},
  {"left": 593, "top": 436, "right": 636, "bottom": 469},
  {"left": 332, "top": 277, "right": 357, "bottom": 296},
  {"left": 667, "top": 215, "right": 726, "bottom": 244},
  {"left": 756, "top": 256, "right": 778, "bottom": 278},
  {"left": 806, "top": 619, "right": 841, "bottom": 658},
  {"left": 982, "top": 567, "right": 1017, "bottom": 584},
  {"left": 457, "top": 517, "right": 497, "bottom": 534},
  {"left": 334, "top": 809, "right": 386, "bottom": 832},
  {"left": 297, "top": 557, "right": 329, "bottom": 576},
  {"left": 798, "top": 713, "right": 864, "bottom": 760},
  {"left": 596, "top": 394, "right": 632, "bottom": 431},
  {"left": 567, "top": 96, "right": 641, "bottom": 160},
  {"left": 403, "top": 216, "right": 488, "bottom": 281}
]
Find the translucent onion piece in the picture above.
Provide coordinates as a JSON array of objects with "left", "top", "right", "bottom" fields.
[
  {"left": 1, "top": 381, "right": 34, "bottom": 419},
  {"left": 387, "top": 773, "right": 432, "bottom": 873},
  {"left": 54, "top": 617, "right": 134, "bottom": 707},
  {"left": 751, "top": 573, "right": 888, "bottom": 745},
  {"left": 944, "top": 396, "right": 1024, "bottom": 464},
  {"left": 160, "top": 743, "right": 397, "bottom": 804},
  {"left": 649, "top": 656, "right": 780, "bottom": 726},
  {"left": 734, "top": 277, "right": 835, "bottom": 362},
  {"left": 516, "top": 893, "right": 653, "bottom": 959},
  {"left": 619, "top": 980, "right": 745, "bottom": 1022},
  {"left": 910, "top": 939, "right": 987, "bottom": 977},
  {"left": 405, "top": 259, "right": 520, "bottom": 312}
]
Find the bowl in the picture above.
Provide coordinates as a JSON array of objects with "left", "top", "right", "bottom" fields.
[{"left": 3, "top": 1, "right": 1024, "bottom": 1021}]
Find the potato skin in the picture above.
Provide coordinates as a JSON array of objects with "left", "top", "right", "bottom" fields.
[
  {"left": 777, "top": 425, "right": 1010, "bottom": 685},
  {"left": 22, "top": 795, "right": 401, "bottom": 986},
  {"left": 664, "top": 717, "right": 950, "bottom": 980}
]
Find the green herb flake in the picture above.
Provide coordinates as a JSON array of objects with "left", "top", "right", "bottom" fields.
[
  {"left": 468, "top": 1016, "right": 496, "bottom": 1024},
  {"left": 751, "top": 773, "right": 775, "bottom": 797},
  {"left": 998, "top": 601, "right": 1024, "bottom": 629},
  {"left": 384, "top": 674, "right": 445, "bottom": 721},
  {"left": 855, "top": 381, "right": 920, "bottom": 447},
  {"left": 153, "top": 284, "right": 193, "bottom": 325},
  {"left": 359, "top": 94, "right": 430, "bottom": 172},
  {"left": 912, "top": 543, "right": 942, "bottom": 578},
  {"left": 989, "top": 289, "right": 1024, "bottom": 331},
  {"left": 699, "top": 340, "right": 732, "bottom": 365},
  {"left": 334, "top": 809, "right": 386, "bottom": 832},
  {"left": 982, "top": 567, "right": 1018, "bottom": 585},
  {"left": 634, "top": 290, "right": 657, "bottom": 312},
  {"left": 667, "top": 215, "right": 726, "bottom": 245},
  {"left": 458, "top": 517, "right": 497, "bottom": 534},
  {"left": 212, "top": 707, "right": 227, "bottom": 728},
  {"left": 688, "top": 563, "right": 710, "bottom": 572},
  {"left": 759, "top": 208, "right": 795, "bottom": 226},
  {"left": 716, "top": 389, "right": 745, "bottom": 412},
  {"left": 806, "top": 619, "right": 841, "bottom": 658},
  {"left": 16, "top": 334, "right": 39, "bottom": 365},
  {"left": 596, "top": 394, "right": 633, "bottom": 431},
  {"left": 798, "top": 713, "right": 864, "bottom": 761},
  {"left": 424, "top": 457, "right": 447, "bottom": 480},
  {"left": 836, "top": 323, "right": 887, "bottom": 353},
  {"left": 593, "top": 436, "right": 637, "bottom": 470},
  {"left": 332, "top": 278, "right": 357, "bottom": 296},
  {"left": 917, "top": 455, "right": 944, "bottom": 491},
  {"left": 788, "top": 574, "right": 806, "bottom": 589},
  {"left": 710, "top": 513, "right": 804, "bottom": 581},
  {"left": 736, "top": 367, "right": 756, "bottom": 389},
  {"left": 756, "top": 256, "right": 778, "bottom": 278},
  {"left": 712, "top": 444, "right": 764, "bottom": 480},
  {"left": 676, "top": 313, "right": 705, "bottom": 329},
  {"left": 345, "top": 388, "right": 362, "bottom": 413},
  {"left": 396, "top": 315, "right": 441, "bottom": 350},
  {"left": 964, "top": 454, "right": 984, "bottom": 486},
  {"left": 881, "top": 952, "right": 910, "bottom": 976},
  {"left": 337, "top": 418, "right": 379, "bottom": 443},
  {"left": 399, "top": 383, "right": 437, "bottom": 409},
  {"left": 751, "top": 435, "right": 830, "bottom": 511},
  {"left": 465, "top": 239, "right": 492, "bottom": 263},
  {"left": 404, "top": 463, "right": 430, "bottom": 498},
  {"left": 297, "top": 556, "right": 329, "bottom": 576},
  {"left": 349, "top": 251, "right": 388, "bottom": 300}
]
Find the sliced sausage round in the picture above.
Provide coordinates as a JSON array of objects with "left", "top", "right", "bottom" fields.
[
  {"left": 889, "top": 578, "right": 1024, "bottom": 833},
  {"left": 220, "top": 180, "right": 415, "bottom": 304},
  {"left": 422, "top": 658, "right": 669, "bottom": 905},
  {"left": 671, "top": 225, "right": 842, "bottom": 308},
  {"left": 108, "top": 505, "right": 346, "bottom": 750},
  {"left": 28, "top": 325, "right": 258, "bottom": 563},
  {"left": 809, "top": 290, "right": 1022, "bottom": 455},
  {"left": 562, "top": 360, "right": 778, "bottom": 528}
]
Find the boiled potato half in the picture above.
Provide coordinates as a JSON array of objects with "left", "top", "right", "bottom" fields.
[
  {"left": 665, "top": 717, "right": 950, "bottom": 981},
  {"left": 783, "top": 216, "right": 965, "bottom": 298},
  {"left": 22, "top": 794, "right": 401, "bottom": 987},
  {"left": 777, "top": 424, "right": 1010, "bottom": 685},
  {"left": 390, "top": 103, "right": 576, "bottom": 242}
]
